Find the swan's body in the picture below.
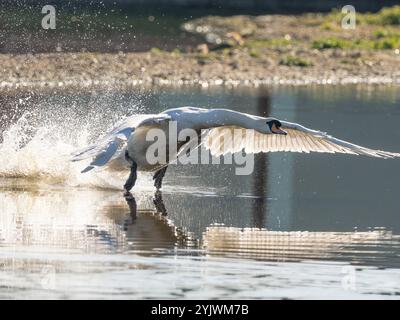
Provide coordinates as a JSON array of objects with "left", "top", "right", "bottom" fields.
[{"left": 72, "top": 107, "right": 400, "bottom": 191}]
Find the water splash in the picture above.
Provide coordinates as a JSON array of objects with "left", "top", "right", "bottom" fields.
[
  {"left": 0, "top": 91, "right": 150, "bottom": 190},
  {"left": 1, "top": 112, "right": 81, "bottom": 180}
]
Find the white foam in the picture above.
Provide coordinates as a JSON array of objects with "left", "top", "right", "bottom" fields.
[{"left": 0, "top": 111, "right": 154, "bottom": 190}]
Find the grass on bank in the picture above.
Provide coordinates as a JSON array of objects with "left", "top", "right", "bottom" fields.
[
  {"left": 324, "top": 5, "right": 400, "bottom": 26},
  {"left": 312, "top": 34, "right": 400, "bottom": 50},
  {"left": 279, "top": 55, "right": 313, "bottom": 67},
  {"left": 103, "top": 5, "right": 400, "bottom": 60},
  {"left": 313, "top": 6, "right": 400, "bottom": 50}
]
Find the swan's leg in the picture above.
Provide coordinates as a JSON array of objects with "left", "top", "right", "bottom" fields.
[
  {"left": 153, "top": 166, "right": 168, "bottom": 190},
  {"left": 124, "top": 193, "right": 137, "bottom": 223},
  {"left": 124, "top": 150, "right": 137, "bottom": 194}
]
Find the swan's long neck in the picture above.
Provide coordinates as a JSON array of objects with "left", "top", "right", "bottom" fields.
[{"left": 196, "top": 109, "right": 263, "bottom": 130}]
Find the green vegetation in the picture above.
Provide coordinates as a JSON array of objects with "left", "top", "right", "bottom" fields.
[
  {"left": 150, "top": 47, "right": 183, "bottom": 57},
  {"left": 195, "top": 52, "right": 217, "bottom": 64},
  {"left": 279, "top": 55, "right": 313, "bottom": 67},
  {"left": 372, "top": 37, "right": 400, "bottom": 49},
  {"left": 243, "top": 7, "right": 400, "bottom": 54},
  {"left": 312, "top": 34, "right": 400, "bottom": 50},
  {"left": 249, "top": 49, "right": 260, "bottom": 58},
  {"left": 312, "top": 37, "right": 349, "bottom": 49},
  {"left": 150, "top": 47, "right": 163, "bottom": 54},
  {"left": 320, "top": 21, "right": 340, "bottom": 31},
  {"left": 324, "top": 5, "right": 400, "bottom": 26},
  {"left": 365, "top": 6, "right": 400, "bottom": 25}
]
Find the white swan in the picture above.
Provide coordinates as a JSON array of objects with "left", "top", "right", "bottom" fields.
[{"left": 72, "top": 107, "right": 400, "bottom": 192}]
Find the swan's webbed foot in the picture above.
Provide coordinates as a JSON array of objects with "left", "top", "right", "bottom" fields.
[
  {"left": 153, "top": 166, "right": 168, "bottom": 190},
  {"left": 124, "top": 151, "right": 137, "bottom": 192}
]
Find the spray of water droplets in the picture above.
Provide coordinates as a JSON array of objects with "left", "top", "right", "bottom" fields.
[{"left": 0, "top": 89, "right": 154, "bottom": 190}]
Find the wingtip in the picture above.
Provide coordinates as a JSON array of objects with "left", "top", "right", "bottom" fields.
[{"left": 367, "top": 150, "right": 400, "bottom": 159}]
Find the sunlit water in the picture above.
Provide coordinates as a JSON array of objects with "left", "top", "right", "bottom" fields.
[{"left": 1, "top": 85, "right": 400, "bottom": 299}]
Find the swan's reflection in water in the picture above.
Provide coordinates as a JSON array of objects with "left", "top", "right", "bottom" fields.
[
  {"left": 122, "top": 191, "right": 193, "bottom": 251},
  {"left": 1, "top": 180, "right": 399, "bottom": 269},
  {"left": 1, "top": 180, "right": 400, "bottom": 298},
  {"left": 0, "top": 180, "right": 191, "bottom": 255}
]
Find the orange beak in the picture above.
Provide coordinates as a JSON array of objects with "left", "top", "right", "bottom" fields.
[{"left": 271, "top": 123, "right": 287, "bottom": 135}]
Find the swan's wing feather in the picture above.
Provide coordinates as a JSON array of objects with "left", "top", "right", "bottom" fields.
[
  {"left": 281, "top": 121, "right": 400, "bottom": 158},
  {"left": 79, "top": 134, "right": 128, "bottom": 173},
  {"left": 71, "top": 114, "right": 169, "bottom": 172},
  {"left": 204, "top": 122, "right": 400, "bottom": 159},
  {"left": 71, "top": 115, "right": 151, "bottom": 160},
  {"left": 71, "top": 128, "right": 132, "bottom": 161},
  {"left": 137, "top": 114, "right": 171, "bottom": 127}
]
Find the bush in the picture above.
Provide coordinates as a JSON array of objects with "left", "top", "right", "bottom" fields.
[
  {"left": 279, "top": 55, "right": 313, "bottom": 67},
  {"left": 323, "top": 6, "right": 400, "bottom": 26},
  {"left": 373, "top": 37, "right": 400, "bottom": 49},
  {"left": 312, "top": 38, "right": 348, "bottom": 49},
  {"left": 376, "top": 6, "right": 400, "bottom": 25}
]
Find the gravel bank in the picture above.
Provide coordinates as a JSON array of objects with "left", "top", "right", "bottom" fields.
[{"left": 1, "top": 49, "right": 399, "bottom": 92}]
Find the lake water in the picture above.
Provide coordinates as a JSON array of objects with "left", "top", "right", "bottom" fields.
[{"left": 1, "top": 85, "right": 400, "bottom": 299}]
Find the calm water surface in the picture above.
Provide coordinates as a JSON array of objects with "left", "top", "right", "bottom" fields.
[{"left": 0, "top": 85, "right": 400, "bottom": 299}]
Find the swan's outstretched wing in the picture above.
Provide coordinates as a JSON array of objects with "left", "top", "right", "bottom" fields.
[
  {"left": 71, "top": 114, "right": 170, "bottom": 172},
  {"left": 204, "top": 121, "right": 400, "bottom": 159}
]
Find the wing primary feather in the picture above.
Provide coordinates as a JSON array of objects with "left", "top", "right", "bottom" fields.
[{"left": 195, "top": 118, "right": 400, "bottom": 159}]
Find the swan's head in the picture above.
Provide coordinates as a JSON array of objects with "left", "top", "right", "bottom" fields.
[{"left": 266, "top": 119, "right": 287, "bottom": 135}]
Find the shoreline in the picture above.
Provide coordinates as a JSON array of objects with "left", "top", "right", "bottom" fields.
[
  {"left": 2, "top": 8, "right": 400, "bottom": 92},
  {"left": 1, "top": 50, "right": 399, "bottom": 92}
]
